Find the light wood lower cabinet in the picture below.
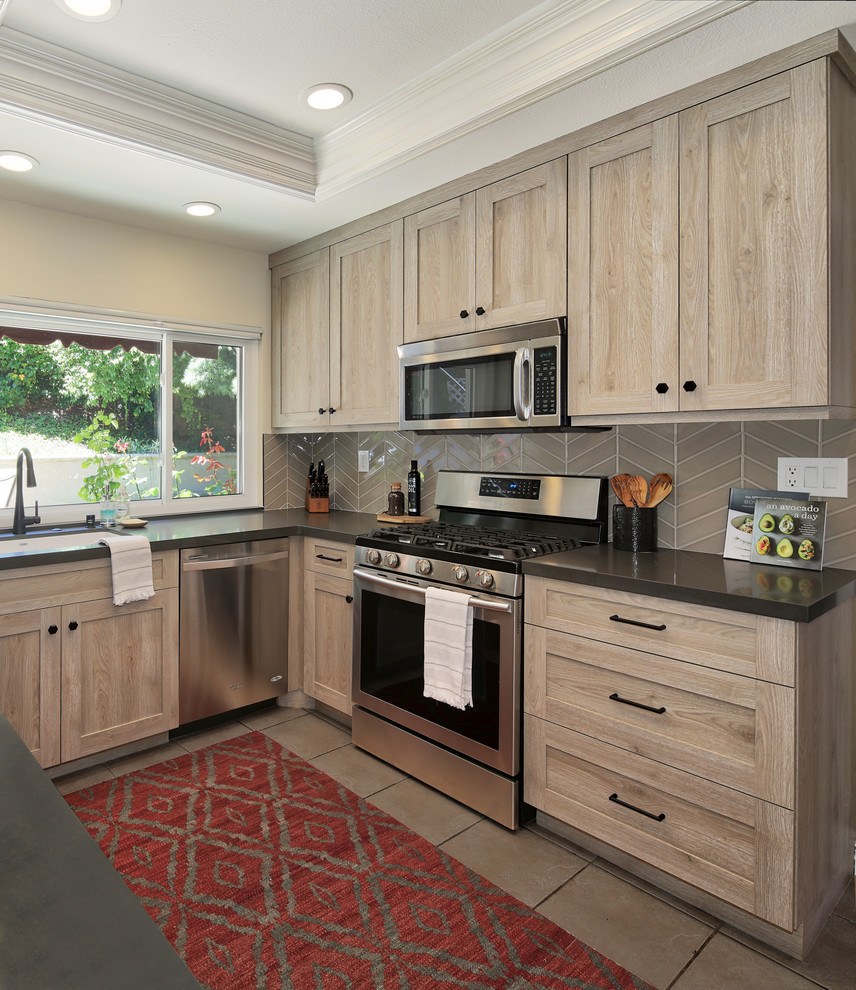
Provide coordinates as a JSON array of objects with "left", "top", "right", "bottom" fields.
[
  {"left": 0, "top": 551, "right": 179, "bottom": 768},
  {"left": 524, "top": 577, "right": 854, "bottom": 956},
  {"left": 303, "top": 538, "right": 354, "bottom": 716}
]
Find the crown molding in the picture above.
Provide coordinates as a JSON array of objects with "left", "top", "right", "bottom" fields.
[
  {"left": 0, "top": 29, "right": 316, "bottom": 196},
  {"left": 314, "top": 0, "right": 752, "bottom": 199}
]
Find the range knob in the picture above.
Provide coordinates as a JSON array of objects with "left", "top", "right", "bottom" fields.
[
  {"left": 477, "top": 570, "right": 494, "bottom": 589},
  {"left": 366, "top": 549, "right": 382, "bottom": 565},
  {"left": 385, "top": 552, "right": 400, "bottom": 568},
  {"left": 416, "top": 558, "right": 433, "bottom": 575},
  {"left": 453, "top": 565, "right": 469, "bottom": 583}
]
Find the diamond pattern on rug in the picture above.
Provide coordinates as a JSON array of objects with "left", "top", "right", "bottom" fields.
[{"left": 66, "top": 731, "right": 654, "bottom": 990}]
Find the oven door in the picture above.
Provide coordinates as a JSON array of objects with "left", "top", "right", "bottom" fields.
[{"left": 352, "top": 567, "right": 521, "bottom": 776}]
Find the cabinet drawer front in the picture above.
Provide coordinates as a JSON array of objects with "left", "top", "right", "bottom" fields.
[
  {"left": 527, "top": 578, "right": 759, "bottom": 677},
  {"left": 304, "top": 538, "right": 354, "bottom": 577},
  {"left": 524, "top": 626, "right": 794, "bottom": 806},
  {"left": 524, "top": 715, "right": 795, "bottom": 930},
  {"left": 0, "top": 550, "right": 177, "bottom": 613}
]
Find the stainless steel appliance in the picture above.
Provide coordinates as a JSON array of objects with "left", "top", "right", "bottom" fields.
[
  {"left": 179, "top": 539, "right": 289, "bottom": 724},
  {"left": 352, "top": 471, "right": 607, "bottom": 829},
  {"left": 398, "top": 320, "right": 566, "bottom": 432}
]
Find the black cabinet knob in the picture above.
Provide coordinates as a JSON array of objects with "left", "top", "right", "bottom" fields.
[
  {"left": 68, "top": 621, "right": 78, "bottom": 631},
  {"left": 683, "top": 380, "right": 697, "bottom": 392},
  {"left": 329, "top": 407, "right": 336, "bottom": 414},
  {"left": 655, "top": 383, "right": 669, "bottom": 394},
  {"left": 318, "top": 407, "right": 326, "bottom": 415},
  {"left": 345, "top": 595, "right": 354, "bottom": 604},
  {"left": 48, "top": 625, "right": 58, "bottom": 635},
  {"left": 459, "top": 309, "right": 469, "bottom": 319},
  {"left": 475, "top": 306, "right": 486, "bottom": 316}
]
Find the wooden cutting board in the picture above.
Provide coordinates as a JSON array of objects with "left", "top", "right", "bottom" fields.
[{"left": 376, "top": 512, "right": 432, "bottom": 524}]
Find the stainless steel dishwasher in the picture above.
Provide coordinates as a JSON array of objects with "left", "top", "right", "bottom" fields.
[{"left": 179, "top": 538, "right": 289, "bottom": 723}]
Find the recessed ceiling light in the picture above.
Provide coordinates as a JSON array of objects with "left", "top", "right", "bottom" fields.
[
  {"left": 302, "top": 84, "right": 353, "bottom": 111},
  {"left": 55, "top": 0, "right": 121, "bottom": 21},
  {"left": 183, "top": 202, "right": 221, "bottom": 218},
  {"left": 0, "top": 152, "right": 39, "bottom": 173}
]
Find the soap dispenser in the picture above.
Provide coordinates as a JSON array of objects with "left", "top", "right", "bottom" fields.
[{"left": 115, "top": 483, "right": 131, "bottom": 523}]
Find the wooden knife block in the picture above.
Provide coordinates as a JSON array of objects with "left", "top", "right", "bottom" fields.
[{"left": 305, "top": 480, "right": 329, "bottom": 513}]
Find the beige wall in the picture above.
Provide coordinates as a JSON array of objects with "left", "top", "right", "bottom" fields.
[{"left": 0, "top": 196, "right": 273, "bottom": 436}]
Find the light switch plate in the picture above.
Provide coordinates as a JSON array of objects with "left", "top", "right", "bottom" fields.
[
  {"left": 777, "top": 457, "right": 848, "bottom": 498},
  {"left": 358, "top": 450, "right": 370, "bottom": 473}
]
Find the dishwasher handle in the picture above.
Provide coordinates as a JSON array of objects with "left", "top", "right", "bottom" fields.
[{"left": 182, "top": 549, "right": 290, "bottom": 571}]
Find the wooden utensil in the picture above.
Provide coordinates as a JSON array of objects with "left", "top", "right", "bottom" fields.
[
  {"left": 646, "top": 473, "right": 673, "bottom": 507},
  {"left": 610, "top": 474, "right": 635, "bottom": 507},
  {"left": 627, "top": 475, "right": 648, "bottom": 508}
]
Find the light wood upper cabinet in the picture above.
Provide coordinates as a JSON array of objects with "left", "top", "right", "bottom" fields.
[
  {"left": 404, "top": 194, "right": 477, "bottom": 339},
  {"left": 271, "top": 249, "right": 331, "bottom": 429},
  {"left": 330, "top": 222, "right": 403, "bottom": 428},
  {"left": 273, "top": 223, "right": 403, "bottom": 431},
  {"left": 404, "top": 160, "right": 567, "bottom": 342},
  {"left": 568, "top": 118, "right": 679, "bottom": 416},
  {"left": 569, "top": 59, "right": 856, "bottom": 422},
  {"left": 679, "top": 63, "right": 828, "bottom": 412}
]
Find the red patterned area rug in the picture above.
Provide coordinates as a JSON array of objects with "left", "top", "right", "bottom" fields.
[{"left": 66, "top": 730, "right": 655, "bottom": 990}]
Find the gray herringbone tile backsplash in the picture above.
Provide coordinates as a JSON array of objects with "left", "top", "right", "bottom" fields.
[{"left": 263, "top": 421, "right": 856, "bottom": 569}]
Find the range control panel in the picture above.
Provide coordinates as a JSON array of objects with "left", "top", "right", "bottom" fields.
[{"left": 479, "top": 476, "right": 541, "bottom": 500}]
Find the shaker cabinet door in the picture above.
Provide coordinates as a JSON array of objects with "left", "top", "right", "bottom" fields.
[
  {"left": 404, "top": 194, "right": 476, "bottom": 341},
  {"left": 0, "top": 607, "right": 61, "bottom": 767},
  {"left": 568, "top": 118, "right": 679, "bottom": 416},
  {"left": 475, "top": 159, "right": 567, "bottom": 330},
  {"left": 271, "top": 249, "right": 332, "bottom": 429},
  {"left": 330, "top": 221, "right": 403, "bottom": 428},
  {"left": 679, "top": 62, "right": 828, "bottom": 411}
]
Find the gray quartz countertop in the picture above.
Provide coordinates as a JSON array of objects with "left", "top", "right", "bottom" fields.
[
  {"left": 0, "top": 712, "right": 200, "bottom": 990},
  {"left": 0, "top": 508, "right": 379, "bottom": 569},
  {"left": 523, "top": 544, "right": 856, "bottom": 623}
]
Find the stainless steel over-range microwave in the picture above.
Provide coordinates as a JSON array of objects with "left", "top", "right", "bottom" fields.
[{"left": 398, "top": 319, "right": 567, "bottom": 432}]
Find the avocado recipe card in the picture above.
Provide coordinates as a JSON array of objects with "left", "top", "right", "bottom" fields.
[{"left": 749, "top": 497, "right": 827, "bottom": 570}]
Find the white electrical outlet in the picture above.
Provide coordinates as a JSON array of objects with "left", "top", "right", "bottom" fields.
[
  {"left": 358, "top": 450, "right": 370, "bottom": 473},
  {"left": 776, "top": 457, "right": 848, "bottom": 498}
]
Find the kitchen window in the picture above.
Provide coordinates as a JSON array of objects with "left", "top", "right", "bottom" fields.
[{"left": 0, "top": 305, "right": 260, "bottom": 524}]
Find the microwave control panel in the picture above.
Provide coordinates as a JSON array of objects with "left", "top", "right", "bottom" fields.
[{"left": 532, "top": 345, "right": 558, "bottom": 416}]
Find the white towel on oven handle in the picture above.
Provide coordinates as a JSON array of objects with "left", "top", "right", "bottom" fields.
[{"left": 422, "top": 585, "right": 473, "bottom": 710}]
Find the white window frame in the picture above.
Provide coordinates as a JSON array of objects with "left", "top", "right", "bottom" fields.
[{"left": 0, "top": 300, "right": 261, "bottom": 526}]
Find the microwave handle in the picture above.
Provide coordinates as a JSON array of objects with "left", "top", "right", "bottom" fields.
[{"left": 513, "top": 346, "right": 531, "bottom": 421}]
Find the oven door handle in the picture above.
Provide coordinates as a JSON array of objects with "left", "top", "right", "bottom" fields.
[{"left": 354, "top": 568, "right": 513, "bottom": 613}]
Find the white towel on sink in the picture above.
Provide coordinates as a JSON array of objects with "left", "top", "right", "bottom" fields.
[
  {"left": 99, "top": 533, "right": 155, "bottom": 606},
  {"left": 423, "top": 586, "right": 473, "bottom": 710}
]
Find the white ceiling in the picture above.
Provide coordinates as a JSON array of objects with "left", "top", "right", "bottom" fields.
[{"left": 0, "top": 0, "right": 821, "bottom": 253}]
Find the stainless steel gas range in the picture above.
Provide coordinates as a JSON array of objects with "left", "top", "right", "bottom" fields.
[{"left": 352, "top": 470, "right": 608, "bottom": 829}]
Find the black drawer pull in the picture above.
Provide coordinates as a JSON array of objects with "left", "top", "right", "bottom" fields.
[
  {"left": 345, "top": 595, "right": 354, "bottom": 604},
  {"left": 48, "top": 625, "right": 58, "bottom": 635},
  {"left": 609, "top": 614, "right": 666, "bottom": 631},
  {"left": 609, "top": 793, "right": 665, "bottom": 822},
  {"left": 316, "top": 554, "right": 343, "bottom": 563},
  {"left": 68, "top": 621, "right": 79, "bottom": 631},
  {"left": 609, "top": 692, "right": 666, "bottom": 715}
]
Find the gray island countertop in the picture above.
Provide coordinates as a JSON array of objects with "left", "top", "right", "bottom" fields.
[{"left": 0, "top": 712, "right": 200, "bottom": 990}]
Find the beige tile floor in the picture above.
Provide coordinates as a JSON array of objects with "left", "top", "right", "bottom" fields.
[{"left": 55, "top": 707, "right": 856, "bottom": 990}]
